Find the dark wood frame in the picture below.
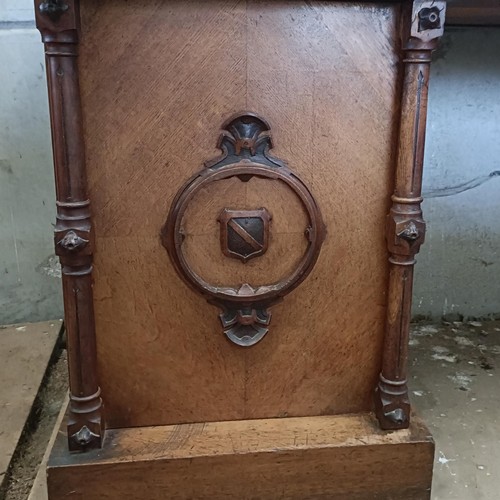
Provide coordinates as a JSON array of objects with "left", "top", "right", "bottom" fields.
[
  {"left": 374, "top": 0, "right": 446, "bottom": 430},
  {"left": 35, "top": 0, "right": 446, "bottom": 452},
  {"left": 35, "top": 0, "right": 104, "bottom": 452}
]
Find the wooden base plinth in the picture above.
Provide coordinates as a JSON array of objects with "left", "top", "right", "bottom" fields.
[{"left": 47, "top": 413, "right": 434, "bottom": 500}]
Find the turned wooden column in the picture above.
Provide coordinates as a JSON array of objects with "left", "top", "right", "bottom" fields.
[
  {"left": 35, "top": 0, "right": 104, "bottom": 451},
  {"left": 375, "top": 0, "right": 446, "bottom": 430}
]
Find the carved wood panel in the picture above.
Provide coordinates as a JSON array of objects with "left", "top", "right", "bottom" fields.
[
  {"left": 36, "top": 0, "right": 446, "bottom": 445},
  {"left": 161, "top": 113, "right": 325, "bottom": 347},
  {"left": 76, "top": 0, "right": 403, "bottom": 429}
]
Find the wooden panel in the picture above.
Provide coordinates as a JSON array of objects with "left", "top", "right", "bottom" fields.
[
  {"left": 447, "top": 0, "right": 500, "bottom": 26},
  {"left": 79, "top": 0, "right": 400, "bottom": 427},
  {"left": 47, "top": 413, "right": 434, "bottom": 500}
]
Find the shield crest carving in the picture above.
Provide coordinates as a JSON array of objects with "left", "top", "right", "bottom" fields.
[{"left": 218, "top": 208, "right": 271, "bottom": 263}]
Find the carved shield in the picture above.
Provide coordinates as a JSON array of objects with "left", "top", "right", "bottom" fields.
[{"left": 218, "top": 208, "right": 271, "bottom": 263}]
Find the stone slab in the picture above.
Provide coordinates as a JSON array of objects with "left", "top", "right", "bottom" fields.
[{"left": 0, "top": 320, "right": 61, "bottom": 488}]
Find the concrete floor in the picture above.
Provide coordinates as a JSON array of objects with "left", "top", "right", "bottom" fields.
[
  {"left": 410, "top": 320, "right": 500, "bottom": 499},
  {"left": 1, "top": 320, "right": 499, "bottom": 499}
]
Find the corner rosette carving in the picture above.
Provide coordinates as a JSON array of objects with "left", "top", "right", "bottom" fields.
[
  {"left": 39, "top": 0, "right": 69, "bottom": 20},
  {"left": 418, "top": 6, "right": 441, "bottom": 31},
  {"left": 411, "top": 1, "right": 446, "bottom": 42}
]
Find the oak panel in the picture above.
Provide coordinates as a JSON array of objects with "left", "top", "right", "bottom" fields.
[{"left": 79, "top": 0, "right": 400, "bottom": 427}]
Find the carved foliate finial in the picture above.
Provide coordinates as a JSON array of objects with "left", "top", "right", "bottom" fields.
[
  {"left": 205, "top": 112, "right": 285, "bottom": 171},
  {"left": 58, "top": 230, "right": 89, "bottom": 251},
  {"left": 397, "top": 221, "right": 420, "bottom": 242}
]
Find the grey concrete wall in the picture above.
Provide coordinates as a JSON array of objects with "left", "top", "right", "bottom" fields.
[
  {"left": 0, "top": 10, "right": 498, "bottom": 323},
  {"left": 0, "top": 0, "right": 35, "bottom": 25},
  {"left": 413, "top": 27, "right": 500, "bottom": 320},
  {"left": 0, "top": 3, "right": 63, "bottom": 324}
]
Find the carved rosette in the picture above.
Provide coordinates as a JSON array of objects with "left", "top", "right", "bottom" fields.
[
  {"left": 162, "top": 113, "right": 326, "bottom": 347},
  {"left": 35, "top": 0, "right": 104, "bottom": 451},
  {"left": 374, "top": 0, "right": 446, "bottom": 430}
]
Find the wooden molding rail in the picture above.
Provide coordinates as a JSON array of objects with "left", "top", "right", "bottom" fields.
[
  {"left": 374, "top": 0, "right": 446, "bottom": 430},
  {"left": 34, "top": 0, "right": 104, "bottom": 452}
]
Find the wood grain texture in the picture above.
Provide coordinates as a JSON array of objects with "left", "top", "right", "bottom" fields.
[
  {"left": 78, "top": 0, "right": 401, "bottom": 428},
  {"left": 47, "top": 412, "right": 434, "bottom": 500},
  {"left": 447, "top": 0, "right": 500, "bottom": 26}
]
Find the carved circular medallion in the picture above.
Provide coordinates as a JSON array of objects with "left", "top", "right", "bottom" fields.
[{"left": 161, "top": 113, "right": 326, "bottom": 346}]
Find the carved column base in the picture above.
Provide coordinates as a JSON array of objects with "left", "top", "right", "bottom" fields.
[
  {"left": 374, "top": 374, "right": 410, "bottom": 430},
  {"left": 67, "top": 389, "right": 105, "bottom": 452}
]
